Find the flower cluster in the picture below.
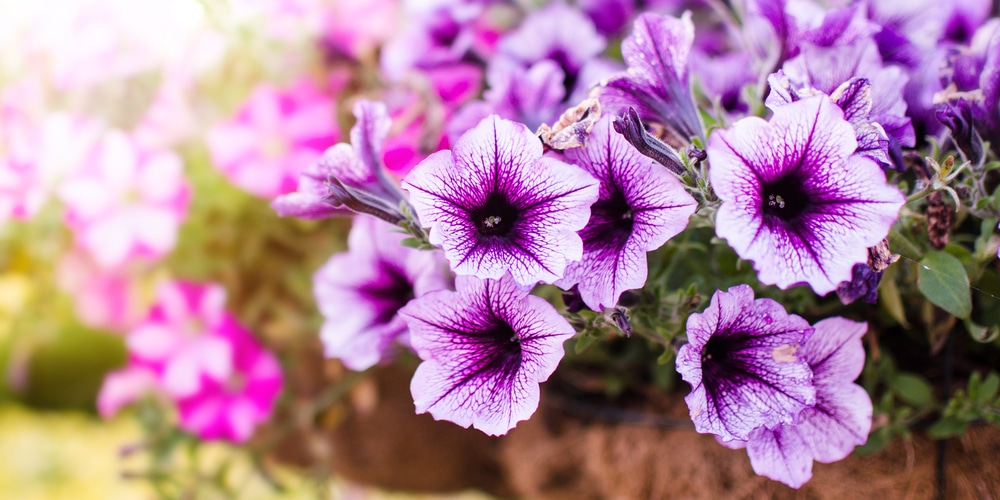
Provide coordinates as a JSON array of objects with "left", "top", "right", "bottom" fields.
[
  {"left": 2, "top": 0, "right": 999, "bottom": 494},
  {"left": 99, "top": 281, "right": 282, "bottom": 443},
  {"left": 676, "top": 286, "right": 871, "bottom": 487}
]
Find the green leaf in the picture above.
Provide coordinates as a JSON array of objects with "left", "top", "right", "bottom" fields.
[
  {"left": 918, "top": 251, "right": 972, "bottom": 318},
  {"left": 977, "top": 373, "right": 1000, "bottom": 405},
  {"left": 879, "top": 264, "right": 909, "bottom": 328},
  {"left": 928, "top": 415, "right": 969, "bottom": 439},
  {"left": 399, "top": 237, "right": 421, "bottom": 249},
  {"left": 892, "top": 373, "right": 935, "bottom": 408}
]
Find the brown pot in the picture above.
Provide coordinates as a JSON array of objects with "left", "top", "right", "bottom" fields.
[{"left": 293, "top": 361, "right": 1000, "bottom": 499}]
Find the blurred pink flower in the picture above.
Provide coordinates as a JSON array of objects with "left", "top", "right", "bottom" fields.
[
  {"left": 207, "top": 78, "right": 338, "bottom": 198},
  {"left": 56, "top": 250, "right": 145, "bottom": 332},
  {"left": 125, "top": 281, "right": 235, "bottom": 399},
  {"left": 176, "top": 326, "right": 283, "bottom": 443},
  {"left": 58, "top": 130, "right": 190, "bottom": 269},
  {"left": 98, "top": 281, "right": 283, "bottom": 442},
  {"left": 0, "top": 87, "right": 103, "bottom": 221},
  {"left": 97, "top": 365, "right": 159, "bottom": 418},
  {"left": 323, "top": 0, "right": 398, "bottom": 59}
]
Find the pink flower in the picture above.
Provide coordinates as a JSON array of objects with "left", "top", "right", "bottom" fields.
[
  {"left": 207, "top": 78, "right": 338, "bottom": 198},
  {"left": 0, "top": 86, "right": 103, "bottom": 222},
  {"left": 176, "top": 327, "right": 283, "bottom": 443},
  {"left": 56, "top": 250, "right": 145, "bottom": 332},
  {"left": 124, "top": 281, "right": 235, "bottom": 398},
  {"left": 98, "top": 281, "right": 284, "bottom": 443},
  {"left": 58, "top": 130, "right": 190, "bottom": 269}
]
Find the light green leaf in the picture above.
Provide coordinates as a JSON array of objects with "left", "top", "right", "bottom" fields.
[
  {"left": 918, "top": 251, "right": 972, "bottom": 318},
  {"left": 892, "top": 373, "right": 935, "bottom": 408}
]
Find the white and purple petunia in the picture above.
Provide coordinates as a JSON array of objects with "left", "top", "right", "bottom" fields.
[
  {"left": 736, "top": 317, "right": 873, "bottom": 488},
  {"left": 556, "top": 115, "right": 697, "bottom": 310},
  {"left": 675, "top": 284, "right": 816, "bottom": 442},
  {"left": 402, "top": 114, "right": 599, "bottom": 287},
  {"left": 313, "top": 215, "right": 451, "bottom": 371},
  {"left": 598, "top": 12, "right": 703, "bottom": 144},
  {"left": 400, "top": 274, "right": 575, "bottom": 436},
  {"left": 708, "top": 96, "right": 905, "bottom": 295}
]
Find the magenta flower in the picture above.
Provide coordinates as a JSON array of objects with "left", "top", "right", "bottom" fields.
[
  {"left": 58, "top": 130, "right": 190, "bottom": 269},
  {"left": 708, "top": 96, "right": 905, "bottom": 295},
  {"left": 56, "top": 250, "right": 144, "bottom": 331},
  {"left": 314, "top": 215, "right": 451, "bottom": 371},
  {"left": 207, "top": 78, "right": 337, "bottom": 198},
  {"left": 675, "top": 285, "right": 816, "bottom": 442},
  {"left": 557, "top": 116, "right": 697, "bottom": 310},
  {"left": 176, "top": 327, "right": 283, "bottom": 443},
  {"left": 400, "top": 274, "right": 575, "bottom": 436},
  {"left": 736, "top": 318, "right": 872, "bottom": 488},
  {"left": 124, "top": 281, "right": 237, "bottom": 398},
  {"left": 272, "top": 99, "right": 404, "bottom": 221},
  {"left": 402, "top": 115, "right": 599, "bottom": 287},
  {"left": 97, "top": 366, "right": 159, "bottom": 418}
]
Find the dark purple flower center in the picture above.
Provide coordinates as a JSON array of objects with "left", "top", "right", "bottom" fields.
[
  {"left": 700, "top": 333, "right": 755, "bottom": 391},
  {"left": 471, "top": 193, "right": 520, "bottom": 237},
  {"left": 761, "top": 174, "right": 809, "bottom": 224},
  {"left": 580, "top": 189, "right": 633, "bottom": 250},
  {"left": 458, "top": 320, "right": 524, "bottom": 387},
  {"left": 356, "top": 263, "right": 415, "bottom": 326}
]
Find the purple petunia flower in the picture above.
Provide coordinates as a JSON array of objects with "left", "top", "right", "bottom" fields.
[
  {"left": 598, "top": 12, "right": 703, "bottom": 144},
  {"left": 675, "top": 284, "right": 816, "bottom": 442},
  {"left": 400, "top": 273, "right": 575, "bottom": 436},
  {"left": 708, "top": 96, "right": 905, "bottom": 295},
  {"left": 496, "top": 2, "right": 606, "bottom": 93},
  {"left": 313, "top": 215, "right": 451, "bottom": 371},
  {"left": 272, "top": 99, "right": 406, "bottom": 223},
  {"left": 402, "top": 114, "right": 599, "bottom": 287},
  {"left": 556, "top": 115, "right": 697, "bottom": 310},
  {"left": 739, "top": 317, "right": 872, "bottom": 488},
  {"left": 446, "top": 58, "right": 566, "bottom": 143}
]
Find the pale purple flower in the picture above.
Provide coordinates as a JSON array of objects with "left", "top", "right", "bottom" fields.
[
  {"left": 937, "top": 20, "right": 1000, "bottom": 157},
  {"left": 207, "top": 77, "right": 338, "bottom": 198},
  {"left": 556, "top": 116, "right": 697, "bottom": 310},
  {"left": 598, "top": 12, "right": 703, "bottom": 144},
  {"left": 675, "top": 284, "right": 816, "bottom": 442},
  {"left": 776, "top": 37, "right": 916, "bottom": 164},
  {"left": 56, "top": 250, "right": 144, "bottom": 331},
  {"left": 447, "top": 58, "right": 566, "bottom": 142},
  {"left": 314, "top": 215, "right": 451, "bottom": 371},
  {"left": 58, "top": 130, "right": 190, "bottom": 269},
  {"left": 496, "top": 2, "right": 606, "bottom": 92},
  {"left": 402, "top": 115, "right": 599, "bottom": 287},
  {"left": 272, "top": 99, "right": 405, "bottom": 222},
  {"left": 400, "top": 274, "right": 575, "bottom": 436},
  {"left": 380, "top": 0, "right": 484, "bottom": 79},
  {"left": 124, "top": 281, "right": 236, "bottom": 398},
  {"left": 708, "top": 96, "right": 905, "bottom": 295},
  {"left": 738, "top": 318, "right": 872, "bottom": 488},
  {"left": 176, "top": 326, "right": 283, "bottom": 443}
]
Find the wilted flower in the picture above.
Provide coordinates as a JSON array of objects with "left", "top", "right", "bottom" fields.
[
  {"left": 402, "top": 114, "right": 599, "bottom": 287},
  {"left": 708, "top": 96, "right": 905, "bottom": 295},
  {"left": 400, "top": 274, "right": 575, "bottom": 436},
  {"left": 314, "top": 215, "right": 451, "bottom": 371},
  {"left": 557, "top": 115, "right": 696, "bottom": 310},
  {"left": 676, "top": 284, "right": 816, "bottom": 442},
  {"left": 207, "top": 77, "right": 337, "bottom": 198}
]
